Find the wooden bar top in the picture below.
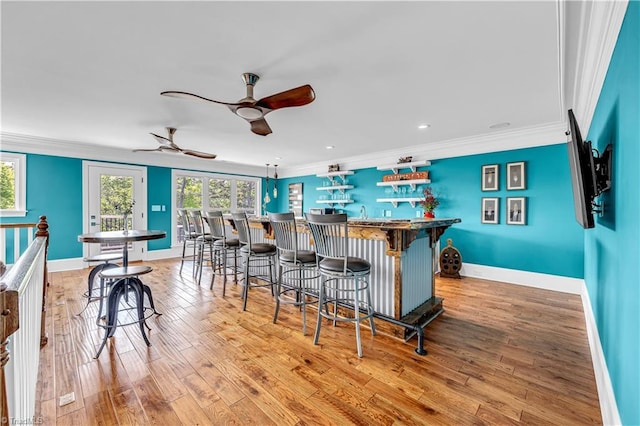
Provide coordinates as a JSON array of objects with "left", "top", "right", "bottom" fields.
[{"left": 247, "top": 215, "right": 461, "bottom": 230}]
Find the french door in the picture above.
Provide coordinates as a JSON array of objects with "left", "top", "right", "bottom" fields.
[{"left": 83, "top": 162, "right": 147, "bottom": 261}]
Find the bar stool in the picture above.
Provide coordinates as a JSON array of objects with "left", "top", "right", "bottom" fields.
[
  {"left": 231, "top": 212, "right": 277, "bottom": 311},
  {"left": 305, "top": 213, "right": 376, "bottom": 358},
  {"left": 78, "top": 252, "right": 123, "bottom": 315},
  {"left": 95, "top": 265, "right": 159, "bottom": 358},
  {"left": 177, "top": 209, "right": 198, "bottom": 275},
  {"left": 205, "top": 210, "right": 240, "bottom": 295},
  {"left": 188, "top": 210, "right": 215, "bottom": 285},
  {"left": 268, "top": 212, "right": 319, "bottom": 335}
]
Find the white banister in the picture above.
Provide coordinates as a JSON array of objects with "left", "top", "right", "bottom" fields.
[{"left": 1, "top": 236, "right": 46, "bottom": 424}]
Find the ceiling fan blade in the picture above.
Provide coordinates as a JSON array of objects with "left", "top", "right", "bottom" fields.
[
  {"left": 255, "top": 85, "right": 315, "bottom": 111},
  {"left": 133, "top": 147, "right": 163, "bottom": 153},
  {"left": 150, "top": 132, "right": 173, "bottom": 146},
  {"left": 250, "top": 118, "right": 272, "bottom": 136},
  {"left": 182, "top": 150, "right": 217, "bottom": 159},
  {"left": 161, "top": 91, "right": 240, "bottom": 107}
]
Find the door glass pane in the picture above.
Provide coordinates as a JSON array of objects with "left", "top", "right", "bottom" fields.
[
  {"left": 100, "top": 175, "right": 134, "bottom": 252},
  {"left": 236, "top": 180, "right": 256, "bottom": 214},
  {"left": 208, "top": 178, "right": 231, "bottom": 213}
]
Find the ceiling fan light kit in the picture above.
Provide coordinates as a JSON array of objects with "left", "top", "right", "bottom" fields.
[{"left": 161, "top": 72, "right": 315, "bottom": 136}]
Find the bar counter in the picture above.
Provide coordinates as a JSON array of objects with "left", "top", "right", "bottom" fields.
[{"left": 236, "top": 215, "right": 462, "bottom": 354}]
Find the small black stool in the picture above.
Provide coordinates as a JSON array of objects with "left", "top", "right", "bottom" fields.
[
  {"left": 94, "top": 265, "right": 159, "bottom": 358},
  {"left": 78, "top": 253, "right": 123, "bottom": 315}
]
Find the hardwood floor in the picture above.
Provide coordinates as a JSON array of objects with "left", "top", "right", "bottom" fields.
[{"left": 35, "top": 258, "right": 602, "bottom": 425}]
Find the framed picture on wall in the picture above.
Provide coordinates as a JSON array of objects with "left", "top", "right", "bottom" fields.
[
  {"left": 507, "top": 161, "right": 526, "bottom": 190},
  {"left": 506, "top": 197, "right": 526, "bottom": 225},
  {"left": 481, "top": 197, "right": 499, "bottom": 224},
  {"left": 481, "top": 164, "right": 499, "bottom": 191}
]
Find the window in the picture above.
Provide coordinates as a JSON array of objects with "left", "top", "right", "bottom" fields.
[
  {"left": 0, "top": 152, "right": 27, "bottom": 217},
  {"left": 172, "top": 170, "right": 260, "bottom": 244}
]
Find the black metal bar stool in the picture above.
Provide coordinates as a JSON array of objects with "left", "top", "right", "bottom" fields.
[
  {"left": 268, "top": 212, "right": 319, "bottom": 335},
  {"left": 177, "top": 208, "right": 198, "bottom": 275},
  {"left": 188, "top": 209, "right": 215, "bottom": 285},
  {"left": 305, "top": 213, "right": 376, "bottom": 358},
  {"left": 231, "top": 212, "right": 277, "bottom": 311},
  {"left": 78, "top": 252, "right": 123, "bottom": 315},
  {"left": 95, "top": 265, "right": 159, "bottom": 358},
  {"left": 205, "top": 210, "right": 240, "bottom": 295}
]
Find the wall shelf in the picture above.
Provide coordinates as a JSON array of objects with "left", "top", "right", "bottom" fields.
[
  {"left": 376, "top": 197, "right": 422, "bottom": 208},
  {"left": 377, "top": 160, "right": 431, "bottom": 174},
  {"left": 316, "top": 199, "right": 354, "bottom": 206},
  {"left": 376, "top": 179, "right": 430, "bottom": 190},
  {"left": 316, "top": 170, "right": 355, "bottom": 203},
  {"left": 316, "top": 170, "right": 354, "bottom": 184},
  {"left": 316, "top": 185, "right": 354, "bottom": 193}
]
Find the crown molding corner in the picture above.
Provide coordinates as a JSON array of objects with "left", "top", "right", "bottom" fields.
[{"left": 567, "top": 0, "right": 628, "bottom": 135}]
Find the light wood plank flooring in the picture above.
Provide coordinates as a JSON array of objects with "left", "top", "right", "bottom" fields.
[{"left": 34, "top": 258, "right": 602, "bottom": 425}]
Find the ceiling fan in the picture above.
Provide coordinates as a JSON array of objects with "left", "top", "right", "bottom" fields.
[
  {"left": 161, "top": 73, "right": 315, "bottom": 136},
  {"left": 133, "top": 127, "right": 217, "bottom": 159}
]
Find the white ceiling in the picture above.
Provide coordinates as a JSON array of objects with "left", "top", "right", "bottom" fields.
[{"left": 0, "top": 1, "right": 618, "bottom": 177}]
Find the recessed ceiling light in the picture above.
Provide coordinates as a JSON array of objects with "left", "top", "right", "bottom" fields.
[
  {"left": 275, "top": 157, "right": 282, "bottom": 160},
  {"left": 489, "top": 122, "right": 511, "bottom": 129},
  {"left": 418, "top": 124, "right": 431, "bottom": 129},
  {"left": 326, "top": 145, "right": 335, "bottom": 150}
]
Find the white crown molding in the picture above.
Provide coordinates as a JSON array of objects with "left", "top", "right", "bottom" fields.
[
  {"left": 3, "top": 122, "right": 566, "bottom": 179},
  {"left": 0, "top": 132, "right": 265, "bottom": 177},
  {"left": 278, "top": 122, "right": 567, "bottom": 178},
  {"left": 564, "top": 0, "right": 628, "bottom": 135}
]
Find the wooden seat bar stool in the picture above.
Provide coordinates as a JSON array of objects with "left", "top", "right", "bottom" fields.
[
  {"left": 95, "top": 265, "right": 159, "bottom": 358},
  {"left": 78, "top": 252, "right": 123, "bottom": 315},
  {"left": 268, "top": 212, "right": 319, "bottom": 335},
  {"left": 305, "top": 213, "right": 376, "bottom": 357}
]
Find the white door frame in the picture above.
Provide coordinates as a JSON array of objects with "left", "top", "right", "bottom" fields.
[{"left": 82, "top": 161, "right": 147, "bottom": 261}]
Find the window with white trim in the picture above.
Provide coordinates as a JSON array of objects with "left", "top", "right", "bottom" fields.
[
  {"left": 0, "top": 152, "right": 27, "bottom": 217},
  {"left": 172, "top": 170, "right": 260, "bottom": 244}
]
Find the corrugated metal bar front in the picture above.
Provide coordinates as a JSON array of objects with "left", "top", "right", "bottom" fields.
[{"left": 400, "top": 236, "right": 433, "bottom": 316}]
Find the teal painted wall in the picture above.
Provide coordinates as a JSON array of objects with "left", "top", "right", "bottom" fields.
[
  {"left": 274, "top": 143, "right": 583, "bottom": 279},
  {"left": 584, "top": 1, "right": 639, "bottom": 424},
  {"left": 146, "top": 166, "right": 172, "bottom": 251},
  {"left": 1, "top": 153, "right": 85, "bottom": 262},
  {"left": 25, "top": 154, "right": 85, "bottom": 261}
]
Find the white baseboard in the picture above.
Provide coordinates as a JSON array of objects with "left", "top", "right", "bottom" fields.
[
  {"left": 580, "top": 284, "right": 622, "bottom": 426},
  {"left": 48, "top": 257, "right": 85, "bottom": 272},
  {"left": 460, "top": 263, "right": 584, "bottom": 294}
]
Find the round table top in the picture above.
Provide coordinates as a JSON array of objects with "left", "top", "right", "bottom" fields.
[{"left": 78, "top": 229, "right": 166, "bottom": 243}]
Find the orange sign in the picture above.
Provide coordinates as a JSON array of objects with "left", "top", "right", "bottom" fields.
[{"left": 382, "top": 171, "right": 428, "bottom": 182}]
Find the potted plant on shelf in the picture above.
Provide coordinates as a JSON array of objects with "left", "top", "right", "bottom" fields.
[{"left": 419, "top": 187, "right": 439, "bottom": 218}]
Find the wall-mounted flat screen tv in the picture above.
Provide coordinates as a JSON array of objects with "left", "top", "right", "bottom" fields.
[{"left": 566, "top": 109, "right": 612, "bottom": 229}]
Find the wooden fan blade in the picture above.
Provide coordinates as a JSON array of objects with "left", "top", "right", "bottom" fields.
[
  {"left": 250, "top": 118, "right": 272, "bottom": 136},
  {"left": 255, "top": 85, "right": 315, "bottom": 111},
  {"left": 161, "top": 91, "right": 240, "bottom": 107},
  {"left": 182, "top": 150, "right": 217, "bottom": 159}
]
